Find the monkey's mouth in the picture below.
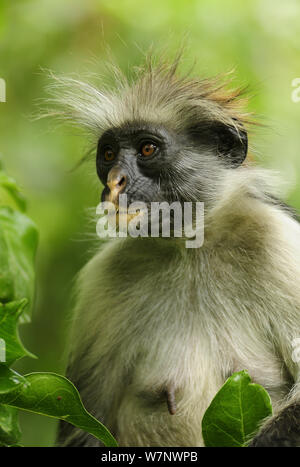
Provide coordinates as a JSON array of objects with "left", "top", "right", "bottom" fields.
[{"left": 107, "top": 203, "right": 146, "bottom": 229}]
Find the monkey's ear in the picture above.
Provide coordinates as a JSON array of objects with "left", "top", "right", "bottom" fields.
[{"left": 216, "top": 123, "right": 248, "bottom": 166}]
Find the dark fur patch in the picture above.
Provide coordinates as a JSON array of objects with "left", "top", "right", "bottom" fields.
[{"left": 248, "top": 403, "right": 300, "bottom": 447}]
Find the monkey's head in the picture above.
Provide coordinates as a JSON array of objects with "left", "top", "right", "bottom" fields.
[{"left": 50, "top": 56, "right": 251, "bottom": 211}]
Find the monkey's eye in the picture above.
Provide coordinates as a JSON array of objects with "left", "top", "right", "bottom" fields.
[
  {"left": 140, "top": 142, "right": 157, "bottom": 157},
  {"left": 103, "top": 147, "right": 116, "bottom": 162}
]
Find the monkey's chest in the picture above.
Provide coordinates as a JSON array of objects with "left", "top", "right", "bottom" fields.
[
  {"left": 102, "top": 273, "right": 227, "bottom": 412},
  {"left": 98, "top": 241, "right": 289, "bottom": 414}
]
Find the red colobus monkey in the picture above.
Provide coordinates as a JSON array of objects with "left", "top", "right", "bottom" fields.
[{"left": 50, "top": 56, "right": 300, "bottom": 447}]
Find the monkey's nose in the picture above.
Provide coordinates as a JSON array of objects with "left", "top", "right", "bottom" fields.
[{"left": 106, "top": 166, "right": 127, "bottom": 204}]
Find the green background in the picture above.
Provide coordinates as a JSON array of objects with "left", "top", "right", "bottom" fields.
[{"left": 0, "top": 0, "right": 299, "bottom": 446}]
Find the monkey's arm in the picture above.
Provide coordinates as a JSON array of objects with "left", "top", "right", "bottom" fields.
[
  {"left": 249, "top": 297, "right": 300, "bottom": 446},
  {"left": 246, "top": 203, "right": 300, "bottom": 447},
  {"left": 248, "top": 387, "right": 300, "bottom": 447},
  {"left": 248, "top": 317, "right": 300, "bottom": 447}
]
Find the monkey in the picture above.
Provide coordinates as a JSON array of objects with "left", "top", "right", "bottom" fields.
[{"left": 50, "top": 55, "right": 300, "bottom": 447}]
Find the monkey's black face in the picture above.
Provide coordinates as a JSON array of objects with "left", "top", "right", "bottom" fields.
[
  {"left": 96, "top": 120, "right": 248, "bottom": 207},
  {"left": 97, "top": 123, "right": 183, "bottom": 206}
]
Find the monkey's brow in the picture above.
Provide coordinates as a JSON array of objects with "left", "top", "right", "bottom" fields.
[{"left": 108, "top": 123, "right": 168, "bottom": 139}]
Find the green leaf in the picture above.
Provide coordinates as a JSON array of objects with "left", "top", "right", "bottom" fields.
[
  {"left": 0, "top": 405, "right": 21, "bottom": 446},
  {"left": 0, "top": 171, "right": 27, "bottom": 212},
  {"left": 0, "top": 365, "right": 27, "bottom": 395},
  {"left": 202, "top": 370, "right": 272, "bottom": 447},
  {"left": 0, "top": 300, "right": 35, "bottom": 365},
  {"left": 0, "top": 372, "right": 118, "bottom": 447},
  {"left": 0, "top": 207, "right": 38, "bottom": 321}
]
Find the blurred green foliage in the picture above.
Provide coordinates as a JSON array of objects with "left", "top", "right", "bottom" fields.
[{"left": 0, "top": 0, "right": 299, "bottom": 446}]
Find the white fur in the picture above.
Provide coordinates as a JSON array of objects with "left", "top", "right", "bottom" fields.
[
  {"left": 64, "top": 166, "right": 300, "bottom": 446},
  {"left": 53, "top": 58, "right": 300, "bottom": 446}
]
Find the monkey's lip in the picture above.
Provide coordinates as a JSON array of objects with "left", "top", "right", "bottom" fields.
[
  {"left": 107, "top": 203, "right": 144, "bottom": 225},
  {"left": 112, "top": 204, "right": 128, "bottom": 215}
]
